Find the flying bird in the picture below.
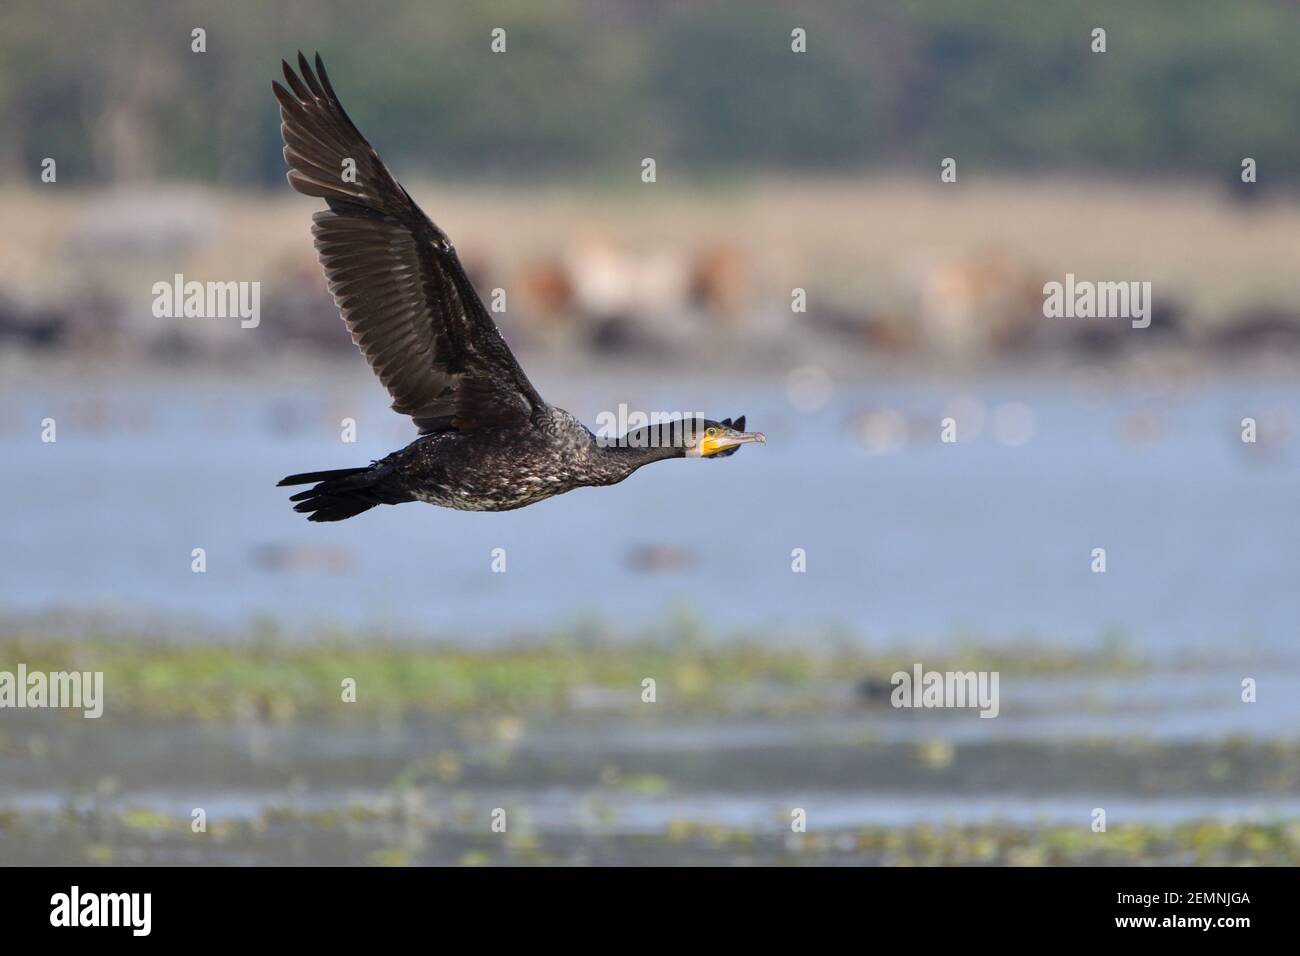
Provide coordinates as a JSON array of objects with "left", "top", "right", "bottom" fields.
[{"left": 273, "top": 53, "right": 765, "bottom": 521}]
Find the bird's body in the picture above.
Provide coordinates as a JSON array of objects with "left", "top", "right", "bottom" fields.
[
  {"left": 274, "top": 53, "right": 763, "bottom": 521},
  {"left": 340, "top": 411, "right": 637, "bottom": 515},
  {"left": 403, "top": 411, "right": 601, "bottom": 513}
]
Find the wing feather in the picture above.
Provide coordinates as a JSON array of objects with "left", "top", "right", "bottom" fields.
[{"left": 275, "top": 52, "right": 544, "bottom": 433}]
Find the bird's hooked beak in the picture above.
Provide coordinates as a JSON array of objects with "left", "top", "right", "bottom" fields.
[{"left": 700, "top": 415, "right": 767, "bottom": 458}]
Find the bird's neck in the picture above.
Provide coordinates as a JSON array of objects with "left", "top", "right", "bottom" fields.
[{"left": 588, "top": 438, "right": 684, "bottom": 483}]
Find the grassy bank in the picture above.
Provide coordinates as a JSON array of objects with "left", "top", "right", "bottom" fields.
[{"left": 0, "top": 628, "right": 1141, "bottom": 721}]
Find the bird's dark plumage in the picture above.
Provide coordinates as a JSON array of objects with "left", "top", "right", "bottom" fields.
[
  {"left": 275, "top": 53, "right": 764, "bottom": 521},
  {"left": 272, "top": 52, "right": 542, "bottom": 436}
]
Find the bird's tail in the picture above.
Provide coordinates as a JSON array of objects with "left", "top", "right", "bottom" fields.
[{"left": 277, "top": 463, "right": 408, "bottom": 522}]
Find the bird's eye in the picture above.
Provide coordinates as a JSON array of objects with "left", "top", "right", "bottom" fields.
[{"left": 706, "top": 427, "right": 717, "bottom": 437}]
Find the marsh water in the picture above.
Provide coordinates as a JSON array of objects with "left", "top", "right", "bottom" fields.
[
  {"left": 4, "top": 360, "right": 1298, "bottom": 652},
  {"left": 5, "top": 664, "right": 1300, "bottom": 864}
]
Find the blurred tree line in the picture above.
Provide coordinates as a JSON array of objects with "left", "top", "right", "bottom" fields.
[{"left": 1, "top": 0, "right": 1297, "bottom": 185}]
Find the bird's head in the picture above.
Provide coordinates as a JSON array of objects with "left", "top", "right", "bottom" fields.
[
  {"left": 611, "top": 415, "right": 766, "bottom": 460},
  {"left": 687, "top": 415, "right": 767, "bottom": 458}
]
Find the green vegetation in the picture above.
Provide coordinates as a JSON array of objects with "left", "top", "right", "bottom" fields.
[
  {"left": 0, "top": 626, "right": 1139, "bottom": 720},
  {"left": 5, "top": 808, "right": 1298, "bottom": 866},
  {"left": 3, "top": 621, "right": 1292, "bottom": 867},
  {"left": 2, "top": 0, "right": 1298, "bottom": 184}
]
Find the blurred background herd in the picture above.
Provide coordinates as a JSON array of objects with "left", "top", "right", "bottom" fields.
[{"left": 2, "top": 0, "right": 1300, "bottom": 865}]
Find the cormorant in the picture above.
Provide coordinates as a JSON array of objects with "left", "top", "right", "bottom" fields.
[{"left": 273, "top": 54, "right": 765, "bottom": 521}]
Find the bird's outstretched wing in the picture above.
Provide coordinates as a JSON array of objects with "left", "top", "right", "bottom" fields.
[{"left": 273, "top": 52, "right": 545, "bottom": 434}]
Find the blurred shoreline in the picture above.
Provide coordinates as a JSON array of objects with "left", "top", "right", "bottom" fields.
[{"left": 4, "top": 177, "right": 1300, "bottom": 374}]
